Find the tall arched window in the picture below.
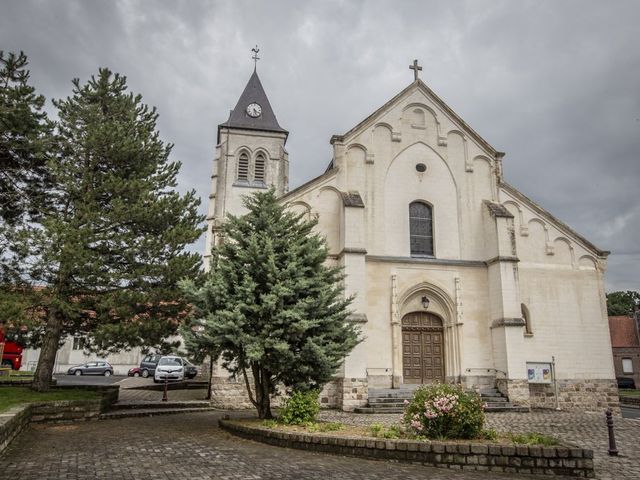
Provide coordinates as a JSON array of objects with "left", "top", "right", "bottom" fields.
[
  {"left": 237, "top": 152, "right": 249, "bottom": 181},
  {"left": 409, "top": 201, "right": 433, "bottom": 256},
  {"left": 254, "top": 153, "right": 266, "bottom": 183}
]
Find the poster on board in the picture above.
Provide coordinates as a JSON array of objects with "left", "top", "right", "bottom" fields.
[{"left": 526, "top": 362, "right": 552, "bottom": 384}]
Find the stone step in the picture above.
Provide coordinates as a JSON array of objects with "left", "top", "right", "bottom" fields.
[
  {"left": 479, "top": 389, "right": 500, "bottom": 396},
  {"left": 368, "top": 390, "right": 415, "bottom": 397},
  {"left": 368, "top": 397, "right": 409, "bottom": 404},
  {"left": 101, "top": 407, "right": 217, "bottom": 420},
  {"left": 111, "top": 401, "right": 212, "bottom": 410},
  {"left": 484, "top": 405, "right": 530, "bottom": 413},
  {"left": 353, "top": 406, "right": 405, "bottom": 414},
  {"left": 480, "top": 396, "right": 508, "bottom": 402}
]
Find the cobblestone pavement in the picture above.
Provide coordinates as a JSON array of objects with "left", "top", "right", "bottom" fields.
[
  {"left": 319, "top": 410, "right": 640, "bottom": 480},
  {"left": 2, "top": 411, "right": 549, "bottom": 480}
]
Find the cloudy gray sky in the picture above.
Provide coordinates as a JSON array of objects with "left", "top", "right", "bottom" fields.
[{"left": 2, "top": 0, "right": 638, "bottom": 292}]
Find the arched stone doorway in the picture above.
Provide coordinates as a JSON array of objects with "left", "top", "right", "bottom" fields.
[{"left": 401, "top": 312, "right": 444, "bottom": 384}]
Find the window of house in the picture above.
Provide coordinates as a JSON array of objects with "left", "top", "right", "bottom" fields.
[
  {"left": 237, "top": 152, "right": 249, "bottom": 181},
  {"left": 522, "top": 304, "right": 533, "bottom": 335},
  {"left": 409, "top": 201, "right": 433, "bottom": 256},
  {"left": 254, "top": 153, "right": 266, "bottom": 183},
  {"left": 72, "top": 336, "right": 86, "bottom": 350},
  {"left": 622, "top": 358, "right": 633, "bottom": 374}
]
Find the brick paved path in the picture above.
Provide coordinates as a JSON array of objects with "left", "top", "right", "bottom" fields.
[
  {"left": 2, "top": 411, "right": 545, "bottom": 480},
  {"left": 319, "top": 410, "right": 640, "bottom": 480},
  {"left": 2, "top": 410, "right": 638, "bottom": 479}
]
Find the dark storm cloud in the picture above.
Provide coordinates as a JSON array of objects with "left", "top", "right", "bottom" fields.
[{"left": 2, "top": 0, "right": 638, "bottom": 291}]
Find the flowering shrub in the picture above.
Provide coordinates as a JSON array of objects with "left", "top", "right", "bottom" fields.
[
  {"left": 403, "top": 384, "right": 485, "bottom": 439},
  {"left": 279, "top": 390, "right": 320, "bottom": 425}
]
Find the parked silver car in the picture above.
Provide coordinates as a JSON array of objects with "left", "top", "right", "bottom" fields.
[
  {"left": 153, "top": 356, "right": 184, "bottom": 383},
  {"left": 67, "top": 361, "right": 113, "bottom": 376}
]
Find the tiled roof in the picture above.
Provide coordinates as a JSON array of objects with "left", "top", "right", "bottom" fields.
[
  {"left": 218, "top": 70, "right": 287, "bottom": 137},
  {"left": 609, "top": 316, "right": 640, "bottom": 347}
]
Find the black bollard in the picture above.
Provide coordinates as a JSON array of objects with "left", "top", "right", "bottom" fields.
[
  {"left": 162, "top": 376, "right": 169, "bottom": 402},
  {"left": 606, "top": 408, "right": 618, "bottom": 456}
]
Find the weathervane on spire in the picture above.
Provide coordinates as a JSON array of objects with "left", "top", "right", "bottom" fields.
[
  {"left": 409, "top": 59, "right": 422, "bottom": 81},
  {"left": 251, "top": 45, "right": 260, "bottom": 70}
]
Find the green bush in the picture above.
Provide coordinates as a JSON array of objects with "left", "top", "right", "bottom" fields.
[
  {"left": 403, "top": 383, "right": 485, "bottom": 439},
  {"left": 279, "top": 390, "right": 320, "bottom": 425}
]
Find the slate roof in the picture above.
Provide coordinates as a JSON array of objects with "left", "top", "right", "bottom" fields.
[
  {"left": 218, "top": 70, "right": 288, "bottom": 141},
  {"left": 609, "top": 316, "right": 640, "bottom": 347}
]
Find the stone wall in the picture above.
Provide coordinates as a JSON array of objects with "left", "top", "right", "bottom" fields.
[
  {"left": 210, "top": 375, "right": 287, "bottom": 410},
  {"left": 529, "top": 379, "right": 619, "bottom": 412},
  {"left": 210, "top": 376, "right": 254, "bottom": 409},
  {"left": 339, "top": 377, "right": 368, "bottom": 411},
  {"left": 496, "top": 378, "right": 531, "bottom": 407},
  {"left": 319, "top": 380, "right": 340, "bottom": 408},
  {"left": 0, "top": 405, "right": 30, "bottom": 454},
  {"left": 220, "top": 420, "right": 595, "bottom": 478}
]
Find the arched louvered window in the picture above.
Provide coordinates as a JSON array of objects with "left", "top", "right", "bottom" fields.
[
  {"left": 409, "top": 201, "right": 433, "bottom": 256},
  {"left": 254, "top": 153, "right": 266, "bottom": 183},
  {"left": 237, "top": 152, "right": 249, "bottom": 181}
]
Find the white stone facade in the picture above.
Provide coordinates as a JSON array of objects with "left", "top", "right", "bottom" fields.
[{"left": 206, "top": 73, "right": 617, "bottom": 411}]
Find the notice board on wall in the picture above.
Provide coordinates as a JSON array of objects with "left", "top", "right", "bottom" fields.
[{"left": 526, "top": 362, "right": 553, "bottom": 384}]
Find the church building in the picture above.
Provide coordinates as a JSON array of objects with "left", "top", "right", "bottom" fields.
[{"left": 204, "top": 60, "right": 618, "bottom": 412}]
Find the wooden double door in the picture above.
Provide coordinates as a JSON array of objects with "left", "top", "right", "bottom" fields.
[{"left": 402, "top": 312, "right": 444, "bottom": 384}]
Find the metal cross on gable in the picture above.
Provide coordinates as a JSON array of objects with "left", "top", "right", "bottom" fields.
[
  {"left": 251, "top": 45, "right": 260, "bottom": 69},
  {"left": 409, "top": 59, "right": 422, "bottom": 81}
]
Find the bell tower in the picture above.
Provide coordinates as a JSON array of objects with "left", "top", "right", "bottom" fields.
[{"left": 204, "top": 57, "right": 289, "bottom": 268}]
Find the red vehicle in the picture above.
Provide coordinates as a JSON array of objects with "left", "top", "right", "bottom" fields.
[{"left": 0, "top": 326, "right": 23, "bottom": 370}]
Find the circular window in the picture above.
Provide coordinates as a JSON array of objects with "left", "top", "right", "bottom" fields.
[{"left": 416, "top": 163, "right": 427, "bottom": 173}]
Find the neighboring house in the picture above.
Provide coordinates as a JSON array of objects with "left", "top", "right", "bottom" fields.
[
  {"left": 609, "top": 315, "right": 640, "bottom": 387},
  {"left": 203, "top": 60, "right": 617, "bottom": 412},
  {"left": 21, "top": 336, "right": 145, "bottom": 375}
]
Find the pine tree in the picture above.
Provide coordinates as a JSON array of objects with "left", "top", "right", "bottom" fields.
[
  {"left": 0, "top": 51, "right": 52, "bottom": 226},
  {"left": 5, "top": 68, "right": 204, "bottom": 391},
  {"left": 181, "top": 190, "right": 361, "bottom": 419}
]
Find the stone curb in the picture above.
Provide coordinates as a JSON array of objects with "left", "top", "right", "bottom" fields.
[
  {"left": 100, "top": 407, "right": 219, "bottom": 420},
  {"left": 619, "top": 396, "right": 640, "bottom": 408},
  {"left": 219, "top": 420, "right": 595, "bottom": 478}
]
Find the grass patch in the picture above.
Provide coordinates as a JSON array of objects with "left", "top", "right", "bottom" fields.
[
  {"left": 368, "top": 423, "right": 402, "bottom": 439},
  {"left": 619, "top": 389, "right": 640, "bottom": 398},
  {"left": 261, "top": 419, "right": 345, "bottom": 433},
  {"left": 0, "top": 387, "right": 101, "bottom": 413},
  {"left": 246, "top": 419, "right": 564, "bottom": 447},
  {"left": 509, "top": 432, "right": 559, "bottom": 446}
]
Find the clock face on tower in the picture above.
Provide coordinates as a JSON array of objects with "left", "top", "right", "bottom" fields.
[{"left": 246, "top": 103, "right": 262, "bottom": 118}]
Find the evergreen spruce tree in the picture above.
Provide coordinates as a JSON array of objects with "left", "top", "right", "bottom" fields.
[
  {"left": 181, "top": 190, "right": 361, "bottom": 419},
  {"left": 6, "top": 68, "right": 204, "bottom": 391},
  {"left": 0, "top": 51, "right": 52, "bottom": 226}
]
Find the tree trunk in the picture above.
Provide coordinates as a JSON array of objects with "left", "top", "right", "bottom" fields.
[
  {"left": 31, "top": 307, "right": 62, "bottom": 392},
  {"left": 252, "top": 363, "right": 272, "bottom": 419},
  {"left": 206, "top": 354, "right": 215, "bottom": 401}
]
